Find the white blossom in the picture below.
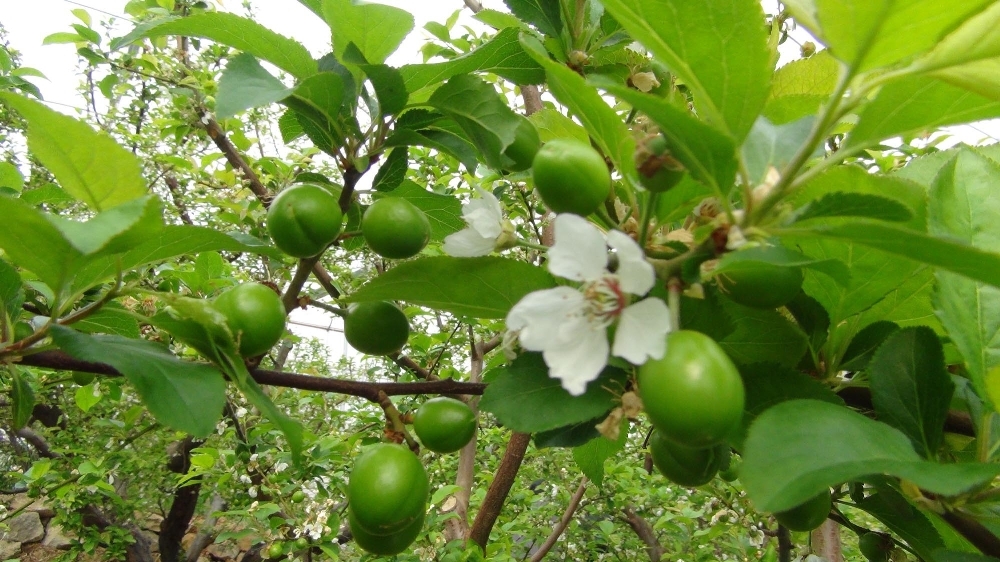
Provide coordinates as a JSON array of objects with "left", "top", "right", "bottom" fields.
[
  {"left": 443, "top": 187, "right": 515, "bottom": 257},
  {"left": 505, "top": 214, "right": 672, "bottom": 395}
]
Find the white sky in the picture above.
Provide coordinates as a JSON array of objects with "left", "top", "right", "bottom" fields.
[{"left": 2, "top": 0, "right": 997, "bottom": 354}]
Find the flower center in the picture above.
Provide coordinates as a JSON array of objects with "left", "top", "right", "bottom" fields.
[{"left": 582, "top": 275, "right": 628, "bottom": 326}]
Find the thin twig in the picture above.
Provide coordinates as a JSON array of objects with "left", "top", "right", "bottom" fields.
[
  {"left": 469, "top": 432, "right": 532, "bottom": 548},
  {"left": 529, "top": 478, "right": 588, "bottom": 562}
]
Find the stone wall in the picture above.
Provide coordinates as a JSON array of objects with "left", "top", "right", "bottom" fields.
[{"left": 1, "top": 494, "right": 259, "bottom": 562}]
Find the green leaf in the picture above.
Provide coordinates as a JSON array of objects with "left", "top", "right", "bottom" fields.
[
  {"left": 46, "top": 196, "right": 163, "bottom": 256},
  {"left": 10, "top": 367, "right": 34, "bottom": 430},
  {"left": 0, "top": 93, "right": 146, "bottom": 211},
  {"left": 742, "top": 116, "right": 819, "bottom": 185},
  {"left": 784, "top": 0, "right": 994, "bottom": 71},
  {"left": 0, "top": 196, "right": 85, "bottom": 294},
  {"left": 120, "top": 13, "right": 316, "bottom": 79},
  {"left": 713, "top": 244, "right": 850, "bottom": 287},
  {"left": 763, "top": 51, "right": 840, "bottom": 124},
  {"left": 790, "top": 192, "right": 915, "bottom": 224},
  {"left": 855, "top": 487, "right": 946, "bottom": 560},
  {"left": 0, "top": 258, "right": 24, "bottom": 325},
  {"left": 72, "top": 304, "right": 142, "bottom": 339},
  {"left": 846, "top": 76, "right": 1000, "bottom": 152},
  {"left": 18, "top": 183, "right": 74, "bottom": 206},
  {"left": 929, "top": 150, "right": 1000, "bottom": 409},
  {"left": 50, "top": 326, "right": 226, "bottom": 438},
  {"left": 74, "top": 382, "right": 102, "bottom": 412},
  {"left": 529, "top": 108, "right": 589, "bottom": 143},
  {"left": 782, "top": 219, "right": 1000, "bottom": 290},
  {"left": 386, "top": 181, "right": 463, "bottom": 241},
  {"left": 428, "top": 74, "right": 522, "bottom": 171},
  {"left": 479, "top": 353, "right": 626, "bottom": 433},
  {"left": 534, "top": 418, "right": 601, "bottom": 449},
  {"left": 385, "top": 127, "right": 479, "bottom": 172},
  {"left": 593, "top": 79, "right": 737, "bottom": 195},
  {"left": 785, "top": 293, "right": 830, "bottom": 355},
  {"left": 216, "top": 54, "right": 294, "bottom": 118},
  {"left": 323, "top": 0, "right": 413, "bottom": 65},
  {"left": 345, "top": 256, "right": 556, "bottom": 319},
  {"left": 572, "top": 420, "right": 626, "bottom": 486},
  {"left": 72, "top": 225, "right": 284, "bottom": 294},
  {"left": 503, "top": 0, "right": 562, "bottom": 36},
  {"left": 282, "top": 72, "right": 346, "bottom": 155},
  {"left": 520, "top": 37, "right": 636, "bottom": 181},
  {"left": 783, "top": 166, "right": 929, "bottom": 326},
  {"left": 42, "top": 32, "right": 84, "bottom": 45},
  {"left": 361, "top": 64, "right": 408, "bottom": 116},
  {"left": 743, "top": 400, "right": 1000, "bottom": 513},
  {"left": 372, "top": 147, "right": 408, "bottom": 192},
  {"left": 909, "top": 3, "right": 1000, "bottom": 99},
  {"left": 0, "top": 162, "right": 25, "bottom": 191},
  {"left": 840, "top": 321, "right": 899, "bottom": 371},
  {"left": 400, "top": 28, "right": 544, "bottom": 92},
  {"left": 600, "top": 0, "right": 772, "bottom": 140},
  {"left": 474, "top": 9, "right": 528, "bottom": 31},
  {"left": 868, "top": 327, "right": 954, "bottom": 458},
  {"left": 736, "top": 362, "right": 843, "bottom": 447},
  {"left": 718, "top": 299, "right": 809, "bottom": 367},
  {"left": 933, "top": 552, "right": 1000, "bottom": 562}
]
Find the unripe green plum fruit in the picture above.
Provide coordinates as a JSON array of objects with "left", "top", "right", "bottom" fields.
[
  {"left": 716, "top": 263, "right": 804, "bottom": 309},
  {"left": 531, "top": 138, "right": 611, "bottom": 216},
  {"left": 503, "top": 117, "right": 540, "bottom": 172},
  {"left": 348, "top": 507, "right": 424, "bottom": 556},
  {"left": 638, "top": 330, "right": 745, "bottom": 447},
  {"left": 266, "top": 183, "right": 344, "bottom": 258},
  {"left": 649, "top": 430, "right": 726, "bottom": 487},
  {"left": 343, "top": 301, "right": 409, "bottom": 356},
  {"left": 347, "top": 443, "right": 428, "bottom": 536},
  {"left": 413, "top": 397, "right": 476, "bottom": 453},
  {"left": 213, "top": 282, "right": 286, "bottom": 357},
  {"left": 774, "top": 490, "right": 832, "bottom": 532},
  {"left": 361, "top": 198, "right": 431, "bottom": 259}
]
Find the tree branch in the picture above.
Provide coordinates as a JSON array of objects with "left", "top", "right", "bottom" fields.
[
  {"left": 941, "top": 511, "right": 1000, "bottom": 558},
  {"left": 529, "top": 478, "right": 588, "bottom": 562},
  {"left": 838, "top": 387, "right": 974, "bottom": 436},
  {"left": 197, "top": 110, "right": 270, "bottom": 203},
  {"left": 16, "top": 350, "right": 487, "bottom": 401},
  {"left": 462, "top": 0, "right": 484, "bottom": 13},
  {"left": 469, "top": 432, "right": 532, "bottom": 548},
  {"left": 621, "top": 505, "right": 664, "bottom": 562},
  {"left": 185, "top": 494, "right": 226, "bottom": 562}
]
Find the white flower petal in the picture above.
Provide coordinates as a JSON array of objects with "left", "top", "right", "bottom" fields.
[
  {"left": 443, "top": 228, "right": 496, "bottom": 257},
  {"left": 463, "top": 188, "right": 504, "bottom": 239},
  {"left": 542, "top": 318, "right": 610, "bottom": 396},
  {"left": 612, "top": 298, "right": 672, "bottom": 364},
  {"left": 607, "top": 229, "right": 655, "bottom": 295},
  {"left": 506, "top": 287, "right": 586, "bottom": 351},
  {"left": 547, "top": 214, "right": 608, "bottom": 282}
]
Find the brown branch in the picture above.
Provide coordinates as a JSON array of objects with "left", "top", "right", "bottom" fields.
[
  {"left": 777, "top": 525, "right": 792, "bottom": 562},
  {"left": 529, "top": 478, "right": 588, "bottom": 562},
  {"left": 164, "top": 174, "right": 194, "bottom": 225},
  {"left": 522, "top": 85, "right": 543, "bottom": 116},
  {"left": 15, "top": 350, "right": 487, "bottom": 401},
  {"left": 311, "top": 263, "right": 342, "bottom": 298},
  {"left": 621, "top": 506, "right": 664, "bottom": 562},
  {"left": 469, "top": 432, "right": 532, "bottom": 548},
  {"left": 185, "top": 493, "right": 226, "bottom": 562},
  {"left": 197, "top": 110, "right": 271, "bottom": 203},
  {"left": 444, "top": 336, "right": 485, "bottom": 542},
  {"left": 15, "top": 427, "right": 60, "bottom": 459},
  {"left": 282, "top": 255, "right": 322, "bottom": 313},
  {"left": 390, "top": 352, "right": 434, "bottom": 380},
  {"left": 161, "top": 436, "right": 203, "bottom": 560},
  {"left": 378, "top": 390, "right": 419, "bottom": 452},
  {"left": 941, "top": 511, "right": 1000, "bottom": 558},
  {"left": 838, "top": 387, "right": 974, "bottom": 436}
]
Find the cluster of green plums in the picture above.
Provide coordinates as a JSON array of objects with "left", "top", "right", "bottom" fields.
[{"left": 346, "top": 397, "right": 475, "bottom": 555}]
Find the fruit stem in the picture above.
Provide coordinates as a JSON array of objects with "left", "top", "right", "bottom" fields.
[
  {"left": 667, "top": 278, "right": 682, "bottom": 331},
  {"left": 517, "top": 240, "right": 550, "bottom": 252},
  {"left": 638, "top": 192, "right": 659, "bottom": 250},
  {"left": 378, "top": 390, "right": 420, "bottom": 453}
]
